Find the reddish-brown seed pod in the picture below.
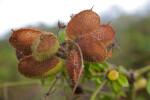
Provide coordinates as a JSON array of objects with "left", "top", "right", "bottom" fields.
[
  {"left": 9, "top": 28, "right": 42, "bottom": 53},
  {"left": 76, "top": 34, "right": 107, "bottom": 63},
  {"left": 66, "top": 9, "right": 100, "bottom": 40},
  {"left": 18, "top": 55, "right": 63, "bottom": 78},
  {"left": 92, "top": 23, "right": 115, "bottom": 46},
  {"left": 66, "top": 48, "right": 83, "bottom": 84}
]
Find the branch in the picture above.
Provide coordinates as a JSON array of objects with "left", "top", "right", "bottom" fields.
[
  {"left": 42, "top": 73, "right": 61, "bottom": 100},
  {"left": 90, "top": 79, "right": 107, "bottom": 100},
  {"left": 135, "top": 65, "right": 150, "bottom": 76}
]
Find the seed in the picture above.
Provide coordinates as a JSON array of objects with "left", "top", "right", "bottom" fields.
[{"left": 32, "top": 32, "right": 59, "bottom": 61}]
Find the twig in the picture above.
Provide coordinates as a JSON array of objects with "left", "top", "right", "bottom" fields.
[
  {"left": 4, "top": 83, "right": 8, "bottom": 100},
  {"left": 90, "top": 79, "right": 107, "bottom": 100},
  {"left": 135, "top": 65, "right": 150, "bottom": 76},
  {"left": 42, "top": 73, "right": 61, "bottom": 100},
  {"left": 83, "top": 87, "right": 115, "bottom": 98}
]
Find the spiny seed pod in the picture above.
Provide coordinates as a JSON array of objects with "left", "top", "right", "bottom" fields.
[
  {"left": 108, "top": 70, "right": 119, "bottom": 81},
  {"left": 66, "top": 48, "right": 83, "bottom": 84},
  {"left": 66, "top": 9, "right": 100, "bottom": 40},
  {"left": 9, "top": 28, "right": 42, "bottom": 53},
  {"left": 76, "top": 34, "right": 107, "bottom": 63},
  {"left": 18, "top": 55, "right": 63, "bottom": 78},
  {"left": 32, "top": 32, "right": 59, "bottom": 61},
  {"left": 92, "top": 23, "right": 115, "bottom": 46},
  {"left": 16, "top": 50, "right": 31, "bottom": 60}
]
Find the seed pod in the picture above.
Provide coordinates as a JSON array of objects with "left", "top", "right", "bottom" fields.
[
  {"left": 32, "top": 32, "right": 59, "bottom": 61},
  {"left": 76, "top": 34, "right": 107, "bottom": 63},
  {"left": 18, "top": 55, "right": 63, "bottom": 78},
  {"left": 66, "top": 9, "right": 100, "bottom": 40},
  {"left": 92, "top": 23, "right": 115, "bottom": 46},
  {"left": 9, "top": 28, "right": 42, "bottom": 53},
  {"left": 66, "top": 48, "right": 83, "bottom": 84},
  {"left": 108, "top": 70, "right": 119, "bottom": 81}
]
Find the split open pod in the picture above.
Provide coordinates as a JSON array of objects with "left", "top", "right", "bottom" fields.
[{"left": 32, "top": 32, "right": 60, "bottom": 61}]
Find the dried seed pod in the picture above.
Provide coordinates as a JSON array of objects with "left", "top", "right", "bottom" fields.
[
  {"left": 92, "top": 23, "right": 115, "bottom": 46},
  {"left": 32, "top": 32, "right": 59, "bottom": 61},
  {"left": 66, "top": 48, "right": 83, "bottom": 84},
  {"left": 9, "top": 28, "right": 42, "bottom": 53},
  {"left": 66, "top": 9, "right": 100, "bottom": 40},
  {"left": 18, "top": 55, "right": 63, "bottom": 78},
  {"left": 76, "top": 34, "right": 107, "bottom": 63}
]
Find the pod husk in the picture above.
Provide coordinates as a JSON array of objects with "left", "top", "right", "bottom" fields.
[
  {"left": 18, "top": 55, "right": 63, "bottom": 78},
  {"left": 76, "top": 34, "right": 107, "bottom": 63},
  {"left": 66, "top": 9, "right": 100, "bottom": 40},
  {"left": 9, "top": 28, "right": 42, "bottom": 53}
]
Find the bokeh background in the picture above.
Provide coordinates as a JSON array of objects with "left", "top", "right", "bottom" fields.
[{"left": 0, "top": 0, "right": 150, "bottom": 100}]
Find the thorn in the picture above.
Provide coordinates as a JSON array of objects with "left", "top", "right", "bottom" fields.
[
  {"left": 70, "top": 14, "right": 75, "bottom": 18},
  {"left": 107, "top": 21, "right": 111, "bottom": 25},
  {"left": 91, "top": 5, "right": 94, "bottom": 10},
  {"left": 11, "top": 29, "right": 14, "bottom": 31}
]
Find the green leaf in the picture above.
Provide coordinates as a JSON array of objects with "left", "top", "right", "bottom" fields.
[
  {"left": 118, "top": 91, "right": 127, "bottom": 97},
  {"left": 146, "top": 73, "right": 150, "bottom": 95},
  {"left": 40, "top": 78, "right": 45, "bottom": 85},
  {"left": 90, "top": 63, "right": 101, "bottom": 71},
  {"left": 99, "top": 62, "right": 109, "bottom": 68},
  {"left": 84, "top": 64, "right": 92, "bottom": 79},
  {"left": 49, "top": 76, "right": 55, "bottom": 83},
  {"left": 81, "top": 76, "right": 85, "bottom": 83},
  {"left": 112, "top": 80, "right": 122, "bottom": 92},
  {"left": 58, "top": 29, "right": 65, "bottom": 43},
  {"left": 117, "top": 74, "right": 129, "bottom": 87}
]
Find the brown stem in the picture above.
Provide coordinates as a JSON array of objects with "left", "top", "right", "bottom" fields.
[{"left": 42, "top": 73, "right": 61, "bottom": 100}]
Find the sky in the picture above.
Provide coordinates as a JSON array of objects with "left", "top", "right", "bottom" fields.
[{"left": 0, "top": 0, "right": 149, "bottom": 39}]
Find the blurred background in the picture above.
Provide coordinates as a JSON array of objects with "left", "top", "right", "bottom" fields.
[{"left": 0, "top": 0, "right": 150, "bottom": 100}]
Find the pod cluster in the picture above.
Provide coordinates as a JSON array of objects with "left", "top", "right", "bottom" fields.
[
  {"left": 66, "top": 9, "right": 115, "bottom": 61},
  {"left": 9, "top": 28, "right": 63, "bottom": 78},
  {"left": 65, "top": 9, "right": 115, "bottom": 83},
  {"left": 9, "top": 9, "right": 115, "bottom": 84}
]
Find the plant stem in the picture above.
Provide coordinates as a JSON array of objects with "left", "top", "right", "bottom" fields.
[
  {"left": 83, "top": 87, "right": 115, "bottom": 98},
  {"left": 129, "top": 84, "right": 136, "bottom": 100},
  {"left": 90, "top": 79, "right": 107, "bottom": 100},
  {"left": 42, "top": 73, "right": 61, "bottom": 100},
  {"left": 135, "top": 65, "right": 150, "bottom": 76}
]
